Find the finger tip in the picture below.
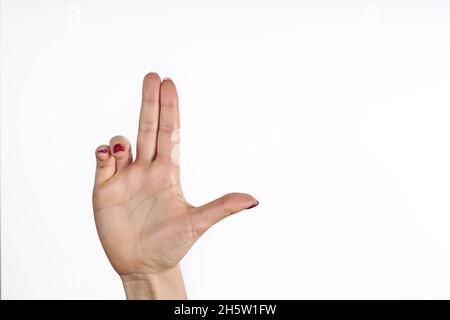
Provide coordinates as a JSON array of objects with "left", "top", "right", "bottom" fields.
[
  {"left": 144, "top": 72, "right": 161, "bottom": 83},
  {"left": 95, "top": 145, "right": 111, "bottom": 160},
  {"left": 226, "top": 192, "right": 258, "bottom": 210},
  {"left": 109, "top": 136, "right": 131, "bottom": 158},
  {"left": 245, "top": 199, "right": 259, "bottom": 210},
  {"left": 241, "top": 193, "right": 258, "bottom": 209}
]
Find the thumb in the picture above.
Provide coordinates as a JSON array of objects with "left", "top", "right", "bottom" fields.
[{"left": 190, "top": 192, "right": 259, "bottom": 237}]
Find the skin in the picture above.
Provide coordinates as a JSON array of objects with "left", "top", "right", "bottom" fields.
[{"left": 92, "top": 72, "right": 258, "bottom": 299}]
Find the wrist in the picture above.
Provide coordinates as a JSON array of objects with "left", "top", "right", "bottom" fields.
[{"left": 120, "top": 265, "right": 187, "bottom": 300}]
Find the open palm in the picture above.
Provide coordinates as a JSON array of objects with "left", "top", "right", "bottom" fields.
[{"left": 92, "top": 73, "right": 258, "bottom": 279}]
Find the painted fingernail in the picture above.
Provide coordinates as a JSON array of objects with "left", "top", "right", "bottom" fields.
[
  {"left": 246, "top": 200, "right": 259, "bottom": 209},
  {"left": 97, "top": 148, "right": 108, "bottom": 154},
  {"left": 113, "top": 143, "right": 125, "bottom": 153}
]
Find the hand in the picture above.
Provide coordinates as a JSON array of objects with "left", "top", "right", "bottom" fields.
[{"left": 92, "top": 73, "right": 258, "bottom": 299}]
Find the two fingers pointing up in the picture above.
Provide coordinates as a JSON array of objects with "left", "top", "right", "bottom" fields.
[{"left": 94, "top": 73, "right": 179, "bottom": 185}]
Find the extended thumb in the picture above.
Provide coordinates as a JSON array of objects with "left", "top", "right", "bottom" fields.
[{"left": 190, "top": 192, "right": 258, "bottom": 237}]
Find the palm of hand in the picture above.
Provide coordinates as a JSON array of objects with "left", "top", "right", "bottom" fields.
[
  {"left": 94, "top": 160, "right": 194, "bottom": 275},
  {"left": 92, "top": 73, "right": 257, "bottom": 276}
]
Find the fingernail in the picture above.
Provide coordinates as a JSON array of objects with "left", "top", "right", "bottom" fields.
[
  {"left": 163, "top": 76, "right": 172, "bottom": 81},
  {"left": 113, "top": 143, "right": 125, "bottom": 153},
  {"left": 97, "top": 148, "right": 108, "bottom": 154},
  {"left": 246, "top": 200, "right": 259, "bottom": 209}
]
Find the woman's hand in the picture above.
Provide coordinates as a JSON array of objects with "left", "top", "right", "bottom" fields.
[{"left": 92, "top": 73, "right": 258, "bottom": 299}]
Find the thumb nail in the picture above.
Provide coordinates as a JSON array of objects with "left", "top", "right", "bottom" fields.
[{"left": 246, "top": 200, "right": 259, "bottom": 210}]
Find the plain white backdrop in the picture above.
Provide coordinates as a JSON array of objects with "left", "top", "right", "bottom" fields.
[{"left": 1, "top": 0, "right": 450, "bottom": 299}]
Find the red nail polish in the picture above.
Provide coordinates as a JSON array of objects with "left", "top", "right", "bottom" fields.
[
  {"left": 246, "top": 200, "right": 259, "bottom": 209},
  {"left": 97, "top": 148, "right": 108, "bottom": 154},
  {"left": 113, "top": 143, "right": 125, "bottom": 153}
]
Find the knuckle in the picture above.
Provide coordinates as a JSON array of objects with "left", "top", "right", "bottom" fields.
[
  {"left": 219, "top": 196, "right": 230, "bottom": 216},
  {"left": 109, "top": 135, "right": 128, "bottom": 144},
  {"left": 139, "top": 122, "right": 158, "bottom": 133},
  {"left": 160, "top": 103, "right": 176, "bottom": 109},
  {"left": 158, "top": 124, "right": 178, "bottom": 134}
]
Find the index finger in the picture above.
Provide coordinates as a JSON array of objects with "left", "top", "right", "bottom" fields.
[{"left": 136, "top": 72, "right": 161, "bottom": 163}]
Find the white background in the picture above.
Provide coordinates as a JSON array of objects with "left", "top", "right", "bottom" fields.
[{"left": 2, "top": 0, "right": 450, "bottom": 299}]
